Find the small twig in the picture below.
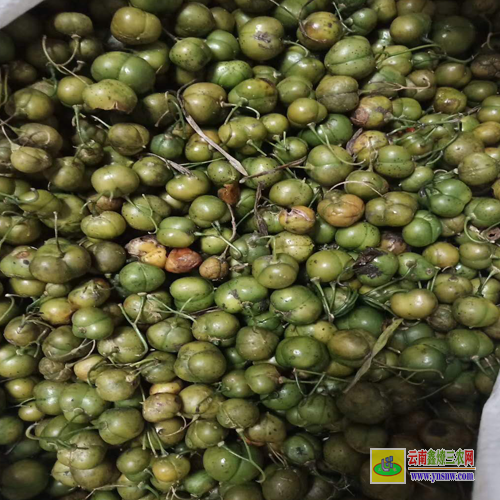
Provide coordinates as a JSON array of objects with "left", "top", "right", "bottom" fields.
[
  {"left": 177, "top": 94, "right": 248, "bottom": 176},
  {"left": 240, "top": 156, "right": 306, "bottom": 183},
  {"left": 227, "top": 203, "right": 237, "bottom": 241},
  {"left": 343, "top": 318, "right": 404, "bottom": 393},
  {"left": 254, "top": 182, "right": 268, "bottom": 236},
  {"left": 147, "top": 153, "right": 192, "bottom": 177}
]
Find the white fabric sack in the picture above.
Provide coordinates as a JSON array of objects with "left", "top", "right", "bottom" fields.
[
  {"left": 0, "top": 0, "right": 44, "bottom": 29},
  {"left": 473, "top": 372, "right": 500, "bottom": 500}
]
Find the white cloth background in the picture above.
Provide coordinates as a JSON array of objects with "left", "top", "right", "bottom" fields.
[
  {"left": 0, "top": 1, "right": 497, "bottom": 498},
  {"left": 0, "top": 0, "right": 44, "bottom": 29}
]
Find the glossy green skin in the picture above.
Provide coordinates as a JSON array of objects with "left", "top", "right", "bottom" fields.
[
  {"left": 208, "top": 60, "right": 254, "bottom": 90},
  {"left": 421, "top": 178, "right": 472, "bottom": 218},
  {"left": 270, "top": 286, "right": 323, "bottom": 325},
  {"left": 269, "top": 179, "right": 314, "bottom": 208},
  {"left": 283, "top": 432, "right": 322, "bottom": 465},
  {"left": 82, "top": 211, "right": 127, "bottom": 240},
  {"left": 217, "top": 398, "right": 260, "bottom": 429},
  {"left": 215, "top": 277, "right": 269, "bottom": 315},
  {"left": 57, "top": 431, "right": 107, "bottom": 471},
  {"left": 344, "top": 170, "right": 388, "bottom": 201},
  {"left": 166, "top": 171, "right": 211, "bottom": 202},
  {"left": 375, "top": 145, "right": 415, "bottom": 179},
  {"left": 175, "top": 2, "right": 216, "bottom": 37},
  {"left": 95, "top": 408, "right": 144, "bottom": 445},
  {"left": 305, "top": 145, "right": 354, "bottom": 187},
  {"left": 297, "top": 11, "right": 343, "bottom": 51},
  {"left": 11, "top": 147, "right": 52, "bottom": 174},
  {"left": 170, "top": 277, "right": 214, "bottom": 312},
  {"left": 463, "top": 80, "right": 498, "bottom": 107},
  {"left": 288, "top": 97, "right": 328, "bottom": 128},
  {"left": 228, "top": 79, "right": 278, "bottom": 114},
  {"left": 146, "top": 318, "right": 193, "bottom": 353},
  {"left": 306, "top": 249, "right": 354, "bottom": 282},
  {"left": 174, "top": 341, "right": 227, "bottom": 383},
  {"left": 0, "top": 460, "right": 49, "bottom": 500},
  {"left": 184, "top": 83, "right": 228, "bottom": 126},
  {"left": 133, "top": 41, "right": 170, "bottom": 75},
  {"left": 252, "top": 253, "right": 299, "bottom": 289},
  {"left": 0, "top": 342, "right": 38, "bottom": 379},
  {"left": 83, "top": 240, "right": 127, "bottom": 274},
  {"left": 365, "top": 191, "right": 417, "bottom": 227},
  {"left": 277, "top": 76, "right": 314, "bottom": 106},
  {"left": 72, "top": 307, "right": 114, "bottom": 340},
  {"left": 390, "top": 12, "right": 431, "bottom": 46},
  {"left": 431, "top": 16, "right": 476, "bottom": 56},
  {"left": 346, "top": 8, "right": 378, "bottom": 35},
  {"left": 276, "top": 336, "right": 329, "bottom": 370},
  {"left": 150, "top": 133, "right": 185, "bottom": 161},
  {"left": 42, "top": 324, "right": 90, "bottom": 361},
  {"left": 170, "top": 38, "right": 213, "bottom": 72},
  {"left": 0, "top": 415, "right": 24, "bottom": 445},
  {"left": 245, "top": 363, "right": 281, "bottom": 395},
  {"left": 253, "top": 65, "right": 283, "bottom": 85},
  {"left": 458, "top": 153, "right": 499, "bottom": 187},
  {"left": 402, "top": 210, "right": 442, "bottom": 247},
  {"left": 335, "top": 222, "right": 381, "bottom": 251},
  {"left": 221, "top": 370, "right": 254, "bottom": 399},
  {"left": 122, "top": 195, "right": 171, "bottom": 232},
  {"left": 119, "top": 262, "right": 166, "bottom": 293},
  {"left": 91, "top": 52, "right": 155, "bottom": 94},
  {"left": 91, "top": 165, "right": 140, "bottom": 198},
  {"left": 279, "top": 46, "right": 326, "bottom": 84},
  {"left": 448, "top": 329, "right": 494, "bottom": 360},
  {"left": 390, "top": 289, "right": 438, "bottom": 320},
  {"left": 452, "top": 297, "right": 500, "bottom": 328},
  {"left": 378, "top": 45, "right": 413, "bottom": 76},
  {"left": 206, "top": 30, "right": 239, "bottom": 62},
  {"left": 363, "top": 66, "right": 407, "bottom": 98},
  {"left": 397, "top": 252, "right": 437, "bottom": 282},
  {"left": 220, "top": 116, "right": 268, "bottom": 155},
  {"left": 30, "top": 242, "right": 91, "bottom": 284},
  {"left": 157, "top": 217, "right": 197, "bottom": 248},
  {"left": 203, "top": 443, "right": 263, "bottom": 484},
  {"left": 392, "top": 97, "right": 423, "bottom": 127},
  {"left": 336, "top": 306, "right": 385, "bottom": 336},
  {"left": 6, "top": 88, "right": 55, "bottom": 121},
  {"left": 0, "top": 246, "right": 37, "bottom": 279},
  {"left": 464, "top": 198, "right": 500, "bottom": 228},
  {"left": 328, "top": 329, "right": 376, "bottom": 368},
  {"left": 325, "top": 36, "right": 376, "bottom": 79},
  {"left": 355, "top": 250, "right": 399, "bottom": 287},
  {"left": 236, "top": 326, "right": 279, "bottom": 361},
  {"left": 193, "top": 311, "right": 240, "bottom": 346},
  {"left": 478, "top": 96, "right": 500, "bottom": 123},
  {"left": 59, "top": 383, "right": 110, "bottom": 423},
  {"left": 240, "top": 17, "right": 284, "bottom": 61},
  {"left": 435, "top": 62, "right": 471, "bottom": 89},
  {"left": 230, "top": 234, "right": 270, "bottom": 264},
  {"left": 189, "top": 195, "right": 230, "bottom": 228},
  {"left": 316, "top": 75, "right": 359, "bottom": 113},
  {"left": 111, "top": 7, "right": 162, "bottom": 45},
  {"left": 243, "top": 157, "right": 284, "bottom": 189},
  {"left": 261, "top": 383, "right": 302, "bottom": 410},
  {"left": 108, "top": 123, "right": 150, "bottom": 156},
  {"left": 300, "top": 113, "right": 354, "bottom": 147}
]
